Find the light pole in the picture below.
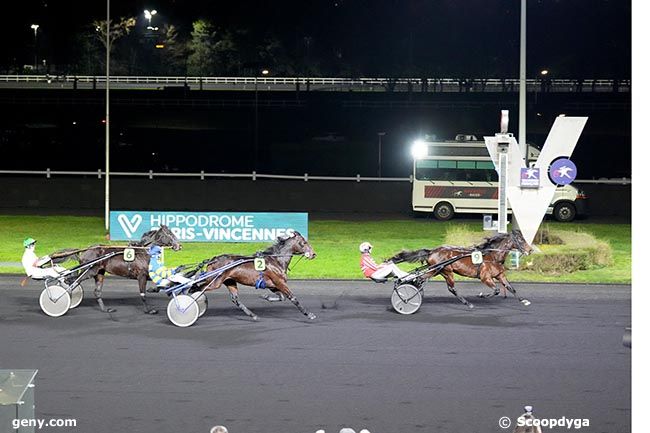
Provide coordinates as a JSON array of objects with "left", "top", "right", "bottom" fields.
[
  {"left": 254, "top": 69, "right": 269, "bottom": 170},
  {"left": 254, "top": 74, "right": 258, "bottom": 170},
  {"left": 105, "top": 0, "right": 110, "bottom": 233},
  {"left": 377, "top": 132, "right": 386, "bottom": 178},
  {"left": 30, "top": 24, "right": 39, "bottom": 71},
  {"left": 518, "top": 0, "right": 530, "bottom": 167}
]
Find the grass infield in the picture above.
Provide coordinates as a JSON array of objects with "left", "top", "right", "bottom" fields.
[{"left": 0, "top": 215, "right": 631, "bottom": 284}]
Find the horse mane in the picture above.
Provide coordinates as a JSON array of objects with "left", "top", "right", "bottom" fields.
[
  {"left": 258, "top": 232, "right": 302, "bottom": 256},
  {"left": 473, "top": 232, "right": 511, "bottom": 252},
  {"left": 259, "top": 236, "right": 289, "bottom": 256},
  {"left": 129, "top": 228, "right": 157, "bottom": 246}
]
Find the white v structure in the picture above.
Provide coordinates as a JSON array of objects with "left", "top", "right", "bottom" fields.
[{"left": 484, "top": 116, "right": 588, "bottom": 245}]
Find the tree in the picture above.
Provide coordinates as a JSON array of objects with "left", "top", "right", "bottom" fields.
[
  {"left": 87, "top": 16, "right": 136, "bottom": 74},
  {"left": 160, "top": 24, "right": 188, "bottom": 75},
  {"left": 187, "top": 19, "right": 218, "bottom": 76},
  {"left": 92, "top": 16, "right": 136, "bottom": 53},
  {"left": 257, "top": 36, "right": 295, "bottom": 76},
  {"left": 71, "top": 32, "right": 103, "bottom": 75},
  {"left": 214, "top": 30, "right": 242, "bottom": 75}
]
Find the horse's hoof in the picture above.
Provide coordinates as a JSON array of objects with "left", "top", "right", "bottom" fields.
[
  {"left": 146, "top": 309, "right": 158, "bottom": 315},
  {"left": 105, "top": 308, "right": 116, "bottom": 313},
  {"left": 467, "top": 303, "right": 475, "bottom": 310},
  {"left": 521, "top": 299, "right": 531, "bottom": 306},
  {"left": 478, "top": 292, "right": 485, "bottom": 298},
  {"left": 307, "top": 312, "right": 317, "bottom": 320},
  {"left": 251, "top": 315, "right": 259, "bottom": 322}
]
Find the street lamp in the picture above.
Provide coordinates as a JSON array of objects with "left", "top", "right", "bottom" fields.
[
  {"left": 377, "top": 132, "right": 386, "bottom": 178},
  {"left": 144, "top": 9, "right": 157, "bottom": 26},
  {"left": 30, "top": 24, "right": 39, "bottom": 70}
]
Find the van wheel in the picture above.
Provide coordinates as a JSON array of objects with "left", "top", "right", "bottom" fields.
[
  {"left": 433, "top": 202, "right": 455, "bottom": 221},
  {"left": 553, "top": 202, "right": 576, "bottom": 222}
]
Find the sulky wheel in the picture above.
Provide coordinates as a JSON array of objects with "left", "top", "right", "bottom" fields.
[
  {"left": 190, "top": 292, "right": 208, "bottom": 317},
  {"left": 69, "top": 284, "right": 84, "bottom": 309},
  {"left": 167, "top": 294, "right": 199, "bottom": 327},
  {"left": 391, "top": 284, "right": 423, "bottom": 315},
  {"left": 39, "top": 285, "right": 71, "bottom": 317}
]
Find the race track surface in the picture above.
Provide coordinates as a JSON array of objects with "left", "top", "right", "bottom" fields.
[{"left": 0, "top": 277, "right": 630, "bottom": 433}]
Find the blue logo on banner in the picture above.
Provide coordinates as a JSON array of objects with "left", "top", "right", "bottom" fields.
[
  {"left": 520, "top": 167, "right": 540, "bottom": 188},
  {"left": 110, "top": 211, "right": 308, "bottom": 242},
  {"left": 548, "top": 157, "right": 577, "bottom": 185}
]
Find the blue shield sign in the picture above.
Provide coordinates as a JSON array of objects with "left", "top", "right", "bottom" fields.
[{"left": 110, "top": 211, "right": 308, "bottom": 242}]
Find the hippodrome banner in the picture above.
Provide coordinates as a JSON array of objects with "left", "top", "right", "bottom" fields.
[{"left": 109, "top": 211, "right": 308, "bottom": 242}]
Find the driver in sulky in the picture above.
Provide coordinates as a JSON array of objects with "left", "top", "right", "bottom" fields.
[
  {"left": 22, "top": 238, "right": 66, "bottom": 279},
  {"left": 359, "top": 242, "right": 409, "bottom": 280}
]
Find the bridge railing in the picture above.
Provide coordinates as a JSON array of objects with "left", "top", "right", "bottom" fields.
[{"left": 0, "top": 75, "right": 631, "bottom": 92}]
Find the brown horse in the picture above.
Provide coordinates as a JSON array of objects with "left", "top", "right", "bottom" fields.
[
  {"left": 55, "top": 225, "right": 181, "bottom": 314},
  {"left": 191, "top": 231, "right": 317, "bottom": 321},
  {"left": 389, "top": 230, "right": 533, "bottom": 309}
]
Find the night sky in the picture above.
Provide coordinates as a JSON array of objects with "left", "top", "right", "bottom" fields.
[{"left": 0, "top": 0, "right": 631, "bottom": 77}]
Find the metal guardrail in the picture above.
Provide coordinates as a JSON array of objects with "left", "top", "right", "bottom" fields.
[
  {"left": 0, "top": 75, "right": 631, "bottom": 93},
  {"left": 0, "top": 169, "right": 631, "bottom": 185}
]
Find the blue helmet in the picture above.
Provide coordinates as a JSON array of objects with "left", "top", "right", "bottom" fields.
[{"left": 148, "top": 245, "right": 162, "bottom": 256}]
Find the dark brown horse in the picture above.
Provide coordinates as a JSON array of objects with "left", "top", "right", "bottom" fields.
[
  {"left": 55, "top": 225, "right": 181, "bottom": 314},
  {"left": 192, "top": 231, "right": 316, "bottom": 321},
  {"left": 389, "top": 230, "right": 533, "bottom": 309}
]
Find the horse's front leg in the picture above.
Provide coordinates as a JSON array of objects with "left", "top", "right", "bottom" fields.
[
  {"left": 443, "top": 271, "right": 473, "bottom": 309},
  {"left": 477, "top": 276, "right": 501, "bottom": 299},
  {"left": 138, "top": 274, "right": 158, "bottom": 314},
  {"left": 271, "top": 276, "right": 316, "bottom": 320},
  {"left": 477, "top": 286, "right": 501, "bottom": 299},
  {"left": 498, "top": 274, "right": 531, "bottom": 306},
  {"left": 226, "top": 282, "right": 258, "bottom": 321},
  {"left": 94, "top": 271, "right": 116, "bottom": 313}
]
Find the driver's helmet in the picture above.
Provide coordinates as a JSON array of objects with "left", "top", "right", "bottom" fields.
[
  {"left": 359, "top": 242, "right": 373, "bottom": 253},
  {"left": 23, "top": 238, "right": 36, "bottom": 248},
  {"left": 148, "top": 245, "right": 162, "bottom": 257}
]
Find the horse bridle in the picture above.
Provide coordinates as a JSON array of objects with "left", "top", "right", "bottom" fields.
[{"left": 510, "top": 233, "right": 530, "bottom": 255}]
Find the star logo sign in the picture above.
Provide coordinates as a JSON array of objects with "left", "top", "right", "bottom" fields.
[
  {"left": 524, "top": 168, "right": 538, "bottom": 179},
  {"left": 549, "top": 158, "right": 577, "bottom": 185},
  {"left": 520, "top": 167, "right": 540, "bottom": 188},
  {"left": 554, "top": 166, "right": 574, "bottom": 178}
]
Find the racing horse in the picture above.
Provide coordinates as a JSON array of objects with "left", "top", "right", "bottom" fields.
[
  {"left": 54, "top": 225, "right": 181, "bottom": 314},
  {"left": 389, "top": 230, "right": 533, "bottom": 309},
  {"left": 192, "top": 231, "right": 317, "bottom": 321}
]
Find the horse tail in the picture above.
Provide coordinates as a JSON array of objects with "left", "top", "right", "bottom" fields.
[{"left": 388, "top": 248, "right": 433, "bottom": 264}]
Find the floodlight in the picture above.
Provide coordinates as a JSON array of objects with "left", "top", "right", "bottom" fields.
[{"left": 411, "top": 140, "right": 427, "bottom": 159}]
